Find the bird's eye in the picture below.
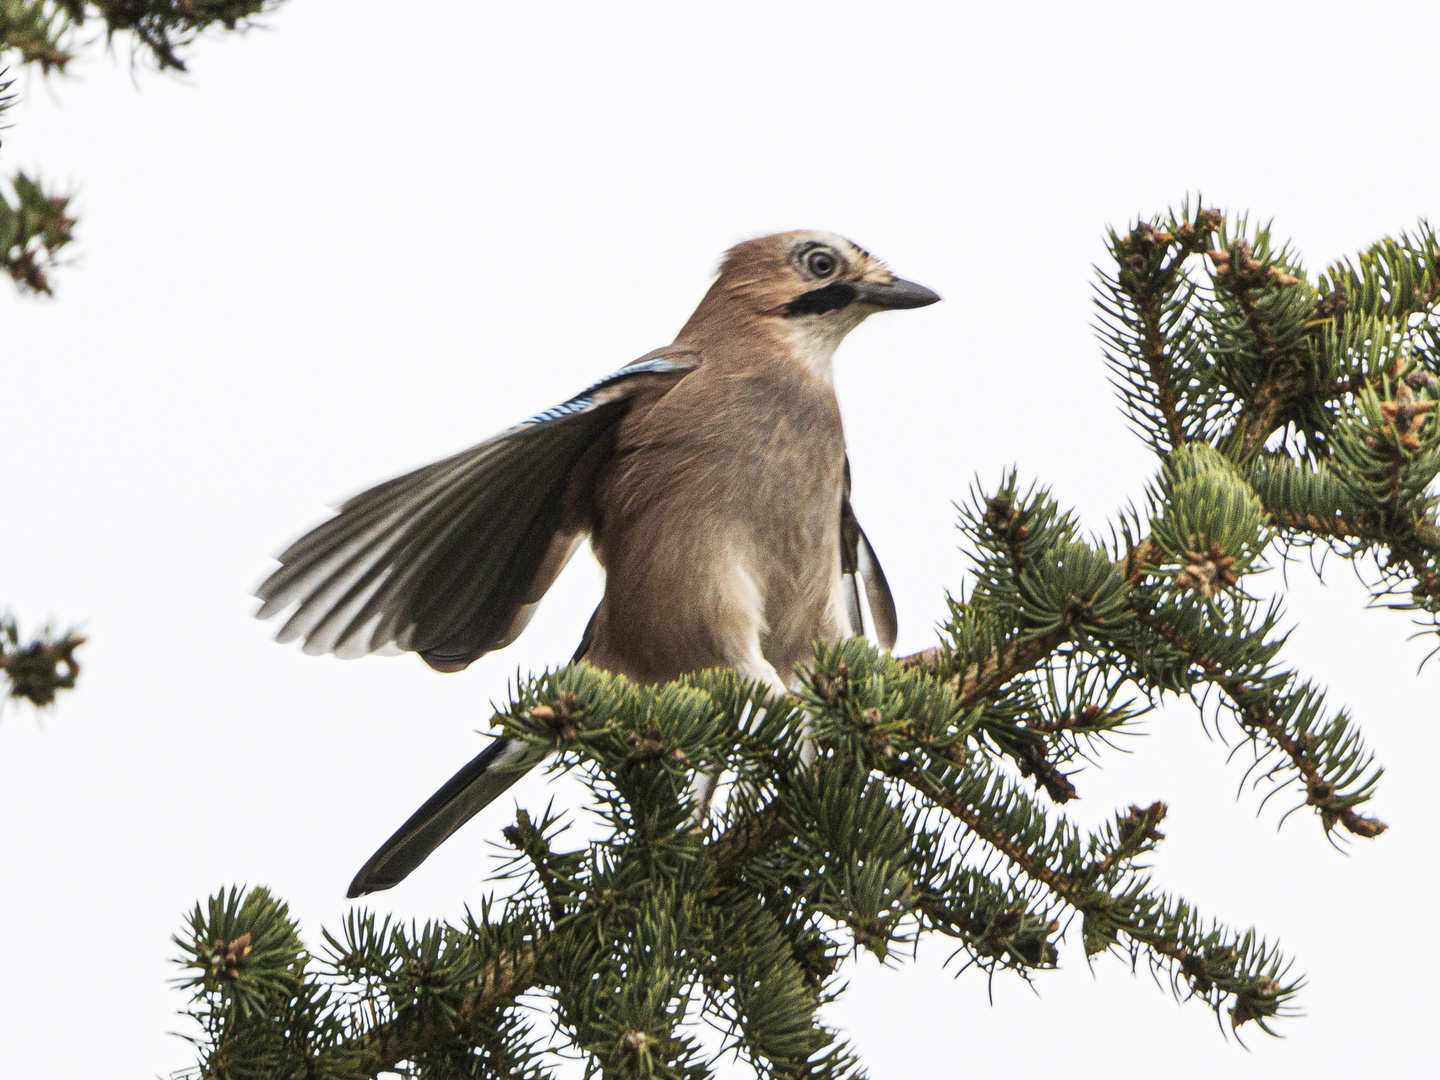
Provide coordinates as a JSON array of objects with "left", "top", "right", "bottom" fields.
[{"left": 805, "top": 249, "right": 837, "bottom": 278}]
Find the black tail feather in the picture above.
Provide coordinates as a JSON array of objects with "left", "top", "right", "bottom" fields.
[{"left": 347, "top": 736, "right": 537, "bottom": 897}]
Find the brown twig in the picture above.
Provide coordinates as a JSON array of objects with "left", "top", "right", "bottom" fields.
[
  {"left": 503, "top": 810, "right": 568, "bottom": 924},
  {"left": 344, "top": 944, "right": 540, "bottom": 1078},
  {"left": 1129, "top": 607, "right": 1385, "bottom": 839},
  {"left": 901, "top": 629, "right": 1068, "bottom": 711},
  {"left": 895, "top": 759, "right": 1276, "bottom": 1021},
  {"left": 708, "top": 799, "right": 792, "bottom": 884}
]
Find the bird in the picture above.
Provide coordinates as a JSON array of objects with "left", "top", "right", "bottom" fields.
[{"left": 254, "top": 230, "right": 940, "bottom": 896}]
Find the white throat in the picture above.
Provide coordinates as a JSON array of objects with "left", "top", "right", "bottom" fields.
[{"left": 780, "top": 309, "right": 870, "bottom": 384}]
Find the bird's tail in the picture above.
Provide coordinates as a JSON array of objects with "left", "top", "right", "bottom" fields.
[{"left": 347, "top": 736, "right": 537, "bottom": 897}]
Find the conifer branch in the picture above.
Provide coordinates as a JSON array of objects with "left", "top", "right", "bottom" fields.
[
  {"left": 0, "top": 171, "right": 76, "bottom": 294},
  {"left": 1126, "top": 603, "right": 1385, "bottom": 838},
  {"left": 342, "top": 944, "right": 540, "bottom": 1079},
  {"left": 172, "top": 202, "right": 1434, "bottom": 1073},
  {"left": 1096, "top": 203, "right": 1224, "bottom": 454},
  {"left": 0, "top": 1, "right": 72, "bottom": 70},
  {"left": 0, "top": 614, "right": 83, "bottom": 707},
  {"left": 893, "top": 753, "right": 1295, "bottom": 1030},
  {"left": 1211, "top": 247, "right": 1289, "bottom": 457},
  {"left": 1, "top": 2, "right": 280, "bottom": 75},
  {"left": 502, "top": 810, "right": 570, "bottom": 924},
  {"left": 902, "top": 629, "right": 1067, "bottom": 708},
  {"left": 709, "top": 799, "right": 792, "bottom": 883}
]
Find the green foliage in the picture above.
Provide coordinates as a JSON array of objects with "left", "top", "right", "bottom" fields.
[
  {"left": 0, "top": 612, "right": 82, "bottom": 706},
  {"left": 0, "top": 1, "right": 71, "bottom": 73},
  {"left": 171, "top": 205, "right": 1437, "bottom": 1075},
  {"left": 1099, "top": 201, "right": 1440, "bottom": 630},
  {"left": 0, "top": 1, "right": 283, "bottom": 295},
  {"left": 0, "top": 170, "right": 74, "bottom": 293},
  {"left": 175, "top": 886, "right": 347, "bottom": 1080},
  {"left": 1149, "top": 445, "right": 1270, "bottom": 571},
  {"left": 0, "top": 1, "right": 277, "bottom": 74}
]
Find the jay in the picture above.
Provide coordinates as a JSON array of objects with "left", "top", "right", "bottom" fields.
[{"left": 255, "top": 230, "right": 939, "bottom": 895}]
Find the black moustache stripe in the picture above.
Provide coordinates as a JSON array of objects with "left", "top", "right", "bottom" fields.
[{"left": 784, "top": 282, "right": 857, "bottom": 317}]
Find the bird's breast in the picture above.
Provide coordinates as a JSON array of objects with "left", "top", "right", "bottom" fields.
[
  {"left": 624, "top": 365, "right": 844, "bottom": 537},
  {"left": 592, "top": 364, "right": 847, "bottom": 673}
]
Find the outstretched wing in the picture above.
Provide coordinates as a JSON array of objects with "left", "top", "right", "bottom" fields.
[
  {"left": 256, "top": 351, "right": 700, "bottom": 671},
  {"left": 840, "top": 456, "right": 898, "bottom": 651}
]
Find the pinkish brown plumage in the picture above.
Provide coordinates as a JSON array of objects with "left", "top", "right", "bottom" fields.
[{"left": 255, "top": 230, "right": 939, "bottom": 895}]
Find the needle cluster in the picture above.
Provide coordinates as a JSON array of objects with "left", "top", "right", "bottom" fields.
[{"left": 0, "top": 612, "right": 83, "bottom": 707}]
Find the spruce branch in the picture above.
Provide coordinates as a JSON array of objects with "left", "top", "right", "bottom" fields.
[
  {"left": 708, "top": 797, "right": 792, "bottom": 883},
  {"left": 800, "top": 641, "right": 1298, "bottom": 1028},
  {"left": 907, "top": 451, "right": 1383, "bottom": 842},
  {"left": 903, "top": 628, "right": 1068, "bottom": 709},
  {"left": 0, "top": 1, "right": 73, "bottom": 72},
  {"left": 0, "top": 171, "right": 75, "bottom": 294},
  {"left": 892, "top": 751, "right": 1296, "bottom": 1032},
  {"left": 343, "top": 942, "right": 541, "bottom": 1079},
  {"left": 0, "top": 613, "right": 83, "bottom": 707},
  {"left": 1096, "top": 201, "right": 1225, "bottom": 454},
  {"left": 1192, "top": 218, "right": 1318, "bottom": 462},
  {"left": 500, "top": 807, "right": 575, "bottom": 924},
  {"left": 1125, "top": 599, "right": 1385, "bottom": 839},
  {"left": 0, "top": 2, "right": 280, "bottom": 75}
]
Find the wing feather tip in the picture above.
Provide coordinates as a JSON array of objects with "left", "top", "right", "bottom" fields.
[{"left": 332, "top": 638, "right": 373, "bottom": 661}]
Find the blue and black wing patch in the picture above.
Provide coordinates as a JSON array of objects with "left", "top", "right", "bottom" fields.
[
  {"left": 520, "top": 356, "right": 696, "bottom": 426},
  {"left": 255, "top": 351, "right": 700, "bottom": 671}
]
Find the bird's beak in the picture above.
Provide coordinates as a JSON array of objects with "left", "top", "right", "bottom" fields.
[{"left": 851, "top": 277, "right": 941, "bottom": 310}]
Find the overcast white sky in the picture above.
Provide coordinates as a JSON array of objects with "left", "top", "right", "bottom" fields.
[{"left": 3, "top": 1, "right": 1438, "bottom": 1075}]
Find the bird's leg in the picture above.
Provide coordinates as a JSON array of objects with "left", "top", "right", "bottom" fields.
[
  {"left": 686, "top": 616, "right": 794, "bottom": 825},
  {"left": 793, "top": 577, "right": 861, "bottom": 765},
  {"left": 687, "top": 769, "right": 723, "bottom": 818},
  {"left": 686, "top": 649, "right": 801, "bottom": 828}
]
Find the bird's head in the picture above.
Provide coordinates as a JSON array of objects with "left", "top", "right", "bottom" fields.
[{"left": 679, "top": 230, "right": 940, "bottom": 380}]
